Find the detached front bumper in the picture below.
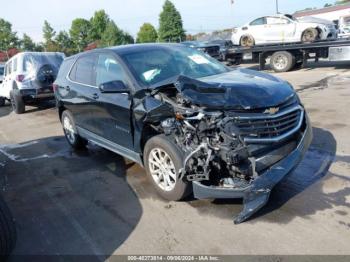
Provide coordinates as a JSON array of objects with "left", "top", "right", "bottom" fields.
[{"left": 192, "top": 115, "right": 313, "bottom": 224}]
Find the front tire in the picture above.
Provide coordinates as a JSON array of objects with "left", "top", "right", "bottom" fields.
[
  {"left": 302, "top": 28, "right": 319, "bottom": 43},
  {"left": 240, "top": 35, "right": 255, "bottom": 47},
  {"left": 61, "top": 110, "right": 87, "bottom": 150},
  {"left": 0, "top": 97, "right": 5, "bottom": 107},
  {"left": 10, "top": 91, "right": 25, "bottom": 114},
  {"left": 144, "top": 135, "right": 192, "bottom": 201}
]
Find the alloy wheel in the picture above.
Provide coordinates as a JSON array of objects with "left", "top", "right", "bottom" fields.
[
  {"left": 148, "top": 148, "right": 177, "bottom": 192},
  {"left": 273, "top": 55, "right": 288, "bottom": 71}
]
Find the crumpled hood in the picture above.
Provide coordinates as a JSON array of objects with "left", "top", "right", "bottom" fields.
[
  {"left": 170, "top": 68, "right": 295, "bottom": 110},
  {"left": 297, "top": 16, "right": 333, "bottom": 26}
]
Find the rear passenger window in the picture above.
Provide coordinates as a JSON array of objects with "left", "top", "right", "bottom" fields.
[
  {"left": 69, "top": 55, "right": 97, "bottom": 86},
  {"left": 96, "top": 54, "right": 127, "bottom": 86}
]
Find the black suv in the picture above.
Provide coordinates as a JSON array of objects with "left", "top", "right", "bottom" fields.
[{"left": 54, "top": 44, "right": 312, "bottom": 223}]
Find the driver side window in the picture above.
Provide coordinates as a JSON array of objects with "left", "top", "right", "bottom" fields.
[{"left": 96, "top": 54, "right": 127, "bottom": 87}]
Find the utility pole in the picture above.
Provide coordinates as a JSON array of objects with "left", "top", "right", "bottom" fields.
[{"left": 276, "top": 0, "right": 279, "bottom": 14}]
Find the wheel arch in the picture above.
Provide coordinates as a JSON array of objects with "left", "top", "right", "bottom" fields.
[
  {"left": 139, "top": 123, "right": 161, "bottom": 156},
  {"left": 58, "top": 104, "right": 67, "bottom": 122},
  {"left": 315, "top": 26, "right": 323, "bottom": 38},
  {"left": 240, "top": 34, "right": 255, "bottom": 46},
  {"left": 301, "top": 27, "right": 320, "bottom": 40}
]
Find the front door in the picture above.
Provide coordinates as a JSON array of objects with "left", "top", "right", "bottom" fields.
[
  {"left": 246, "top": 17, "right": 268, "bottom": 44},
  {"left": 91, "top": 52, "right": 134, "bottom": 150}
]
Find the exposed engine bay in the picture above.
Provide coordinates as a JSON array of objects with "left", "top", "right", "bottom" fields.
[{"left": 155, "top": 89, "right": 256, "bottom": 188}]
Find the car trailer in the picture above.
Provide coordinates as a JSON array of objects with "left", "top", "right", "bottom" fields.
[{"left": 226, "top": 38, "right": 350, "bottom": 72}]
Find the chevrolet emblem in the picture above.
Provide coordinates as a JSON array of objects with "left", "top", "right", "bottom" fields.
[{"left": 264, "top": 107, "right": 279, "bottom": 115}]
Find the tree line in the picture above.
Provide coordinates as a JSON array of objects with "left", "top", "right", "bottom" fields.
[{"left": 0, "top": 0, "right": 185, "bottom": 57}]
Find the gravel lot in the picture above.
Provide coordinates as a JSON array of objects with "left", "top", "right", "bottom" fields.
[{"left": 1, "top": 61, "right": 350, "bottom": 257}]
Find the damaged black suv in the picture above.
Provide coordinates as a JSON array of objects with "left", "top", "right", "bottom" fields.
[{"left": 54, "top": 44, "right": 312, "bottom": 223}]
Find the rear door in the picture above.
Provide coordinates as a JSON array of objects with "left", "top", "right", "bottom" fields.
[
  {"left": 91, "top": 52, "right": 134, "bottom": 149},
  {"left": 65, "top": 53, "right": 99, "bottom": 132}
]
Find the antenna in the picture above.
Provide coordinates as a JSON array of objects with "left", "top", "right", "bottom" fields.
[{"left": 276, "top": 0, "right": 280, "bottom": 14}]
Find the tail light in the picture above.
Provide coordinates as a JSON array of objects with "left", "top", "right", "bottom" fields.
[
  {"left": 16, "top": 75, "right": 25, "bottom": 82},
  {"left": 53, "top": 84, "right": 58, "bottom": 93}
]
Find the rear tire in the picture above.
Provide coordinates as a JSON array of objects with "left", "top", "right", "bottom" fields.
[
  {"left": 144, "top": 135, "right": 192, "bottom": 201},
  {"left": 270, "top": 51, "right": 296, "bottom": 72},
  {"left": 61, "top": 110, "right": 87, "bottom": 150},
  {"left": 0, "top": 195, "right": 16, "bottom": 258},
  {"left": 302, "top": 28, "right": 319, "bottom": 43},
  {"left": 240, "top": 35, "right": 255, "bottom": 47},
  {"left": 0, "top": 97, "right": 5, "bottom": 107},
  {"left": 10, "top": 91, "right": 25, "bottom": 114}
]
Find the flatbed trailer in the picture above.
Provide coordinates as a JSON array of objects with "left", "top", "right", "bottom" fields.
[{"left": 226, "top": 38, "right": 350, "bottom": 72}]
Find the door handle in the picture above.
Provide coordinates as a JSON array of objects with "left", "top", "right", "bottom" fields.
[
  {"left": 92, "top": 93, "right": 99, "bottom": 100},
  {"left": 65, "top": 86, "right": 70, "bottom": 91}
]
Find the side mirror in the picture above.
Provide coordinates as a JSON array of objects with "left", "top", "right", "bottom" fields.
[{"left": 99, "top": 80, "right": 129, "bottom": 93}]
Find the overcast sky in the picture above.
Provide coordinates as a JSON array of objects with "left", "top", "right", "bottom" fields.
[{"left": 0, "top": 0, "right": 332, "bottom": 42}]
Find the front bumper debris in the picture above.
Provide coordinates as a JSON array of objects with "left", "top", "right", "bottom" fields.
[{"left": 192, "top": 116, "right": 313, "bottom": 224}]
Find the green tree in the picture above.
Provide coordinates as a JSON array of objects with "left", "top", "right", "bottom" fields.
[
  {"left": 137, "top": 23, "right": 158, "bottom": 43},
  {"left": 42, "top": 20, "right": 56, "bottom": 48},
  {"left": 55, "top": 30, "right": 74, "bottom": 55},
  {"left": 122, "top": 31, "right": 134, "bottom": 44},
  {"left": 100, "top": 21, "right": 134, "bottom": 47},
  {"left": 89, "top": 10, "right": 110, "bottom": 41},
  {"left": 20, "top": 34, "right": 36, "bottom": 51},
  {"left": 0, "top": 18, "right": 19, "bottom": 58},
  {"left": 158, "top": 0, "right": 186, "bottom": 42},
  {"left": 70, "top": 18, "right": 91, "bottom": 52},
  {"left": 33, "top": 43, "right": 44, "bottom": 52}
]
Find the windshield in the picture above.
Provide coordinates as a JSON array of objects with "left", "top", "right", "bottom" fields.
[
  {"left": 121, "top": 45, "right": 229, "bottom": 87},
  {"left": 0, "top": 67, "right": 4, "bottom": 76}
]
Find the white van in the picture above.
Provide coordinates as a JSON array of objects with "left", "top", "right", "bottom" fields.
[{"left": 0, "top": 52, "right": 65, "bottom": 113}]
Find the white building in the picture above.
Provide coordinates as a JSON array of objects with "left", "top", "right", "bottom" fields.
[{"left": 294, "top": 3, "right": 350, "bottom": 22}]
